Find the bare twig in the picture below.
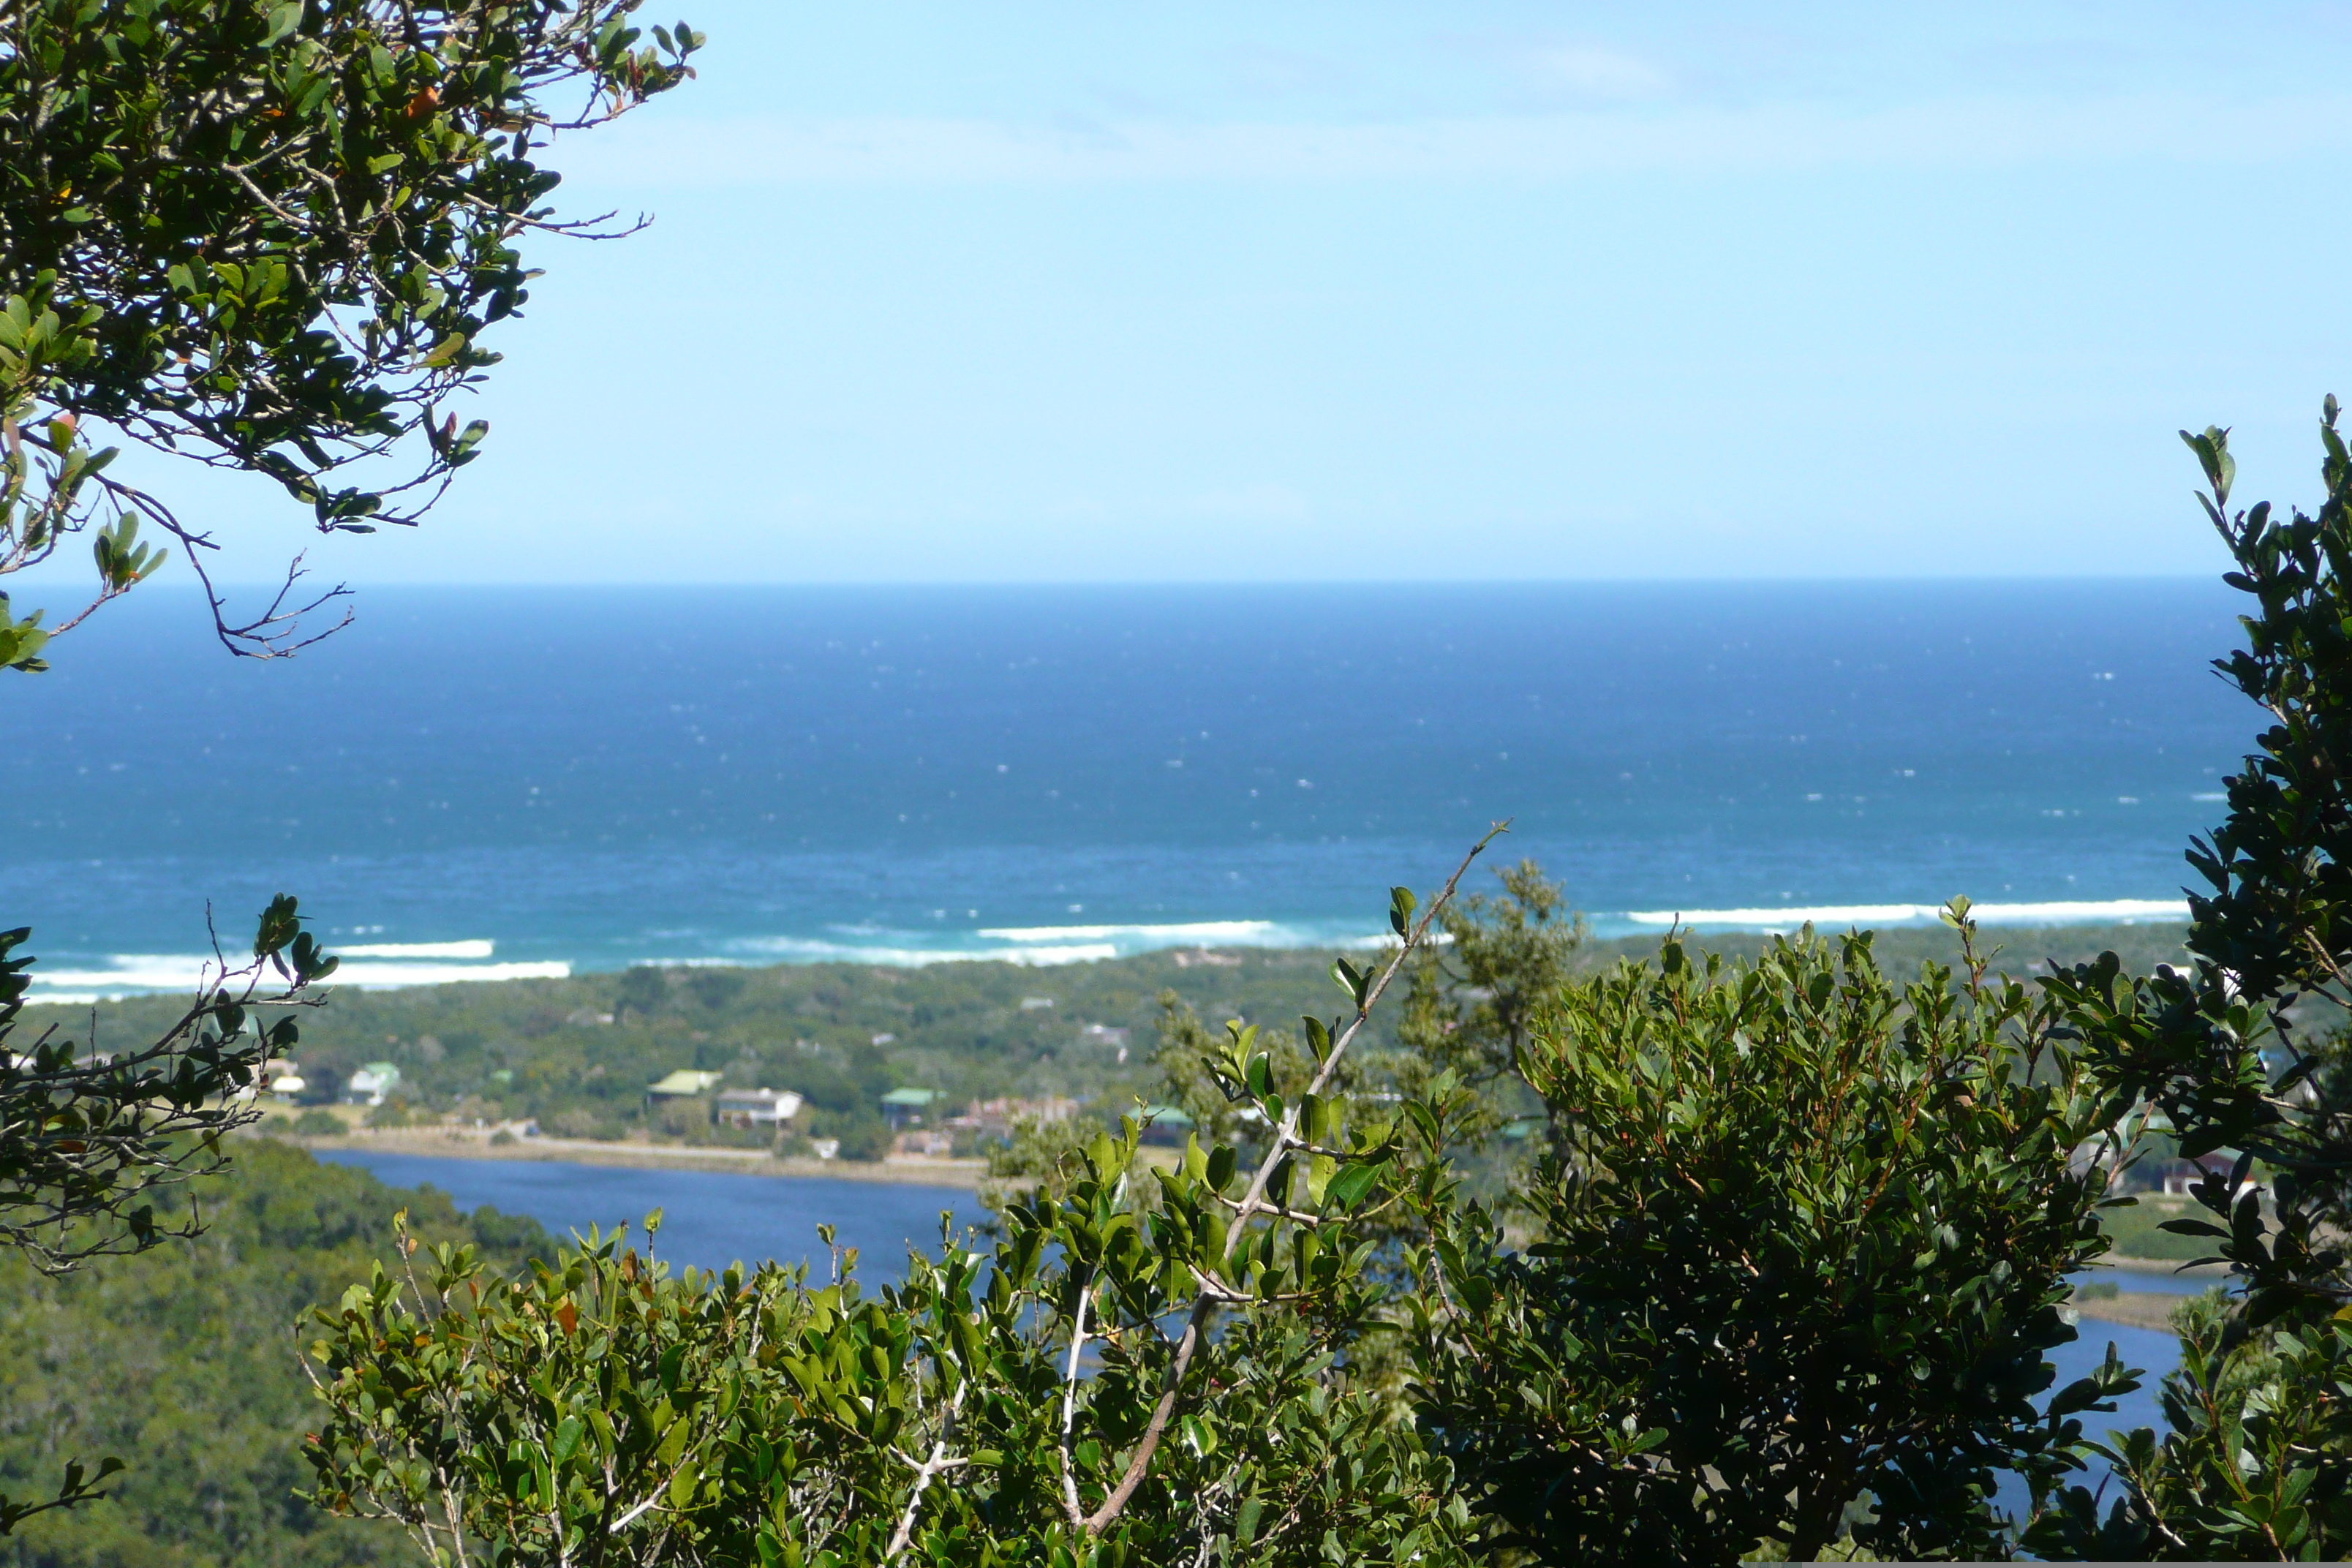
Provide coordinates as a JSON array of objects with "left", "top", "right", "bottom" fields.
[
  {"left": 1079, "top": 824, "right": 1507, "bottom": 1534},
  {"left": 885, "top": 1382, "right": 970, "bottom": 1561},
  {"left": 1058, "top": 1276, "right": 1093, "bottom": 1526}
]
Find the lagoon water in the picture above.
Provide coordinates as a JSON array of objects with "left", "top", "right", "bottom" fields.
[
  {"left": 4, "top": 579, "right": 2253, "bottom": 998},
  {"left": 313, "top": 1149, "right": 988, "bottom": 1285}
]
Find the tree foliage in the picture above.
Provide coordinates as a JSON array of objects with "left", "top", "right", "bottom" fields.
[
  {"left": 2023, "top": 404, "right": 2352, "bottom": 1560},
  {"left": 0, "top": 2, "right": 698, "bottom": 1538},
  {"left": 0, "top": 1137, "right": 551, "bottom": 1566},
  {"left": 1407, "top": 911, "right": 2138, "bottom": 1564},
  {"left": 0, "top": 897, "right": 339, "bottom": 1531},
  {"left": 0, "top": 0, "right": 701, "bottom": 659},
  {"left": 1395, "top": 858, "right": 1585, "bottom": 1105},
  {"left": 0, "top": 894, "right": 338, "bottom": 1278},
  {"left": 304, "top": 865, "right": 1500, "bottom": 1567}
]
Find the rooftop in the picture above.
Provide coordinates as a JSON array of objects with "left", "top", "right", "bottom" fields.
[{"left": 647, "top": 1068, "right": 723, "bottom": 1097}]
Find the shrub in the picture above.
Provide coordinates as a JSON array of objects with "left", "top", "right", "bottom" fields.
[
  {"left": 304, "top": 878, "right": 1493, "bottom": 1564},
  {"left": 653, "top": 1096, "right": 712, "bottom": 1141},
  {"left": 293, "top": 1109, "right": 346, "bottom": 1139},
  {"left": 807, "top": 1106, "right": 892, "bottom": 1163},
  {"left": 548, "top": 1108, "right": 623, "bottom": 1142},
  {"left": 1407, "top": 915, "right": 2135, "bottom": 1562}
]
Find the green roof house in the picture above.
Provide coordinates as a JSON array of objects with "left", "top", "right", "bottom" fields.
[
  {"left": 647, "top": 1069, "right": 723, "bottom": 1098},
  {"left": 879, "top": 1087, "right": 938, "bottom": 1128}
]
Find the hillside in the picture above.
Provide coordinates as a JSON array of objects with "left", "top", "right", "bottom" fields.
[{"left": 0, "top": 1142, "right": 551, "bottom": 1567}]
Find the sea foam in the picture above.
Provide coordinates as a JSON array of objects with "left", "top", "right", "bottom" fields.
[
  {"left": 23, "top": 943, "right": 568, "bottom": 1002},
  {"left": 1619, "top": 898, "right": 2189, "bottom": 932}
]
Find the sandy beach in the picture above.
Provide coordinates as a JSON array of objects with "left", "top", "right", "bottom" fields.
[
  {"left": 2095, "top": 1254, "right": 2229, "bottom": 1282},
  {"left": 275, "top": 1126, "right": 988, "bottom": 1190},
  {"left": 2073, "top": 1290, "right": 2193, "bottom": 1333}
]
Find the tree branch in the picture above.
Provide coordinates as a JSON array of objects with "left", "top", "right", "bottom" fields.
[{"left": 1079, "top": 824, "right": 1507, "bottom": 1534}]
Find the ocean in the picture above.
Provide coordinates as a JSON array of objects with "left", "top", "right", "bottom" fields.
[
  {"left": 8, "top": 579, "right": 2240, "bottom": 1517},
  {"left": 3, "top": 579, "right": 2251, "bottom": 999}
]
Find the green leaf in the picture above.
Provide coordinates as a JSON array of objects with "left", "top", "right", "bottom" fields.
[
  {"left": 1389, "top": 884, "right": 1417, "bottom": 937},
  {"left": 261, "top": 1, "right": 304, "bottom": 45},
  {"left": 1324, "top": 1160, "right": 1382, "bottom": 1211}
]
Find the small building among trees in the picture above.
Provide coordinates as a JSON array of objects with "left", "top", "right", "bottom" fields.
[
  {"left": 715, "top": 1088, "right": 804, "bottom": 1134},
  {"left": 879, "top": 1088, "right": 939, "bottom": 1130},
  {"left": 344, "top": 1063, "right": 401, "bottom": 1107}
]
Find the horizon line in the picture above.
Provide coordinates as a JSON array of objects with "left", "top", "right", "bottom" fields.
[{"left": 121, "top": 571, "right": 2231, "bottom": 592}]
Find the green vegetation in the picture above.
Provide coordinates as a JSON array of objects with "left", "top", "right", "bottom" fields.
[
  {"left": 298, "top": 868, "right": 2144, "bottom": 1564},
  {"left": 2015, "top": 411, "right": 2352, "bottom": 1560},
  {"left": 302, "top": 872, "right": 1494, "bottom": 1564},
  {"left": 0, "top": 0, "right": 700, "bottom": 660},
  {"left": 19, "top": 920, "right": 2198, "bottom": 1158},
  {"left": 0, "top": 0, "right": 703, "bottom": 1546},
  {"left": 1408, "top": 917, "right": 2132, "bottom": 1562},
  {"left": 0, "top": 1138, "right": 550, "bottom": 1565},
  {"left": 2095, "top": 1194, "right": 2223, "bottom": 1263}
]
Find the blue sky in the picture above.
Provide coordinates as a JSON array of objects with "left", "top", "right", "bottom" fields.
[{"left": 80, "top": 4, "right": 2352, "bottom": 582}]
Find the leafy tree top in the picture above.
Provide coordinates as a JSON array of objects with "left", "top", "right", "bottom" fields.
[{"left": 0, "top": 0, "right": 701, "bottom": 663}]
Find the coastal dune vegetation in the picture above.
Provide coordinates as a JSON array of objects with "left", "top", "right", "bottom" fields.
[{"left": 26, "top": 917, "right": 2201, "bottom": 1166}]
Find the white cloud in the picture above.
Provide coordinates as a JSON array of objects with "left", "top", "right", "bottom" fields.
[{"left": 569, "top": 92, "right": 2352, "bottom": 187}]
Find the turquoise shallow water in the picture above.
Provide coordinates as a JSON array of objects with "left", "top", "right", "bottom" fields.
[{"left": 4, "top": 580, "right": 2254, "bottom": 998}]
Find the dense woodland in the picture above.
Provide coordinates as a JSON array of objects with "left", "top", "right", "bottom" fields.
[{"left": 0, "top": 1141, "right": 549, "bottom": 1567}]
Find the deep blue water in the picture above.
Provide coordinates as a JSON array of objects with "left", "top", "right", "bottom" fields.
[{"left": 2, "top": 581, "right": 2253, "bottom": 997}]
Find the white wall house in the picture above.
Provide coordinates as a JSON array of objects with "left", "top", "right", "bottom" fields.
[
  {"left": 346, "top": 1062, "right": 401, "bottom": 1107},
  {"left": 715, "top": 1088, "right": 804, "bottom": 1131}
]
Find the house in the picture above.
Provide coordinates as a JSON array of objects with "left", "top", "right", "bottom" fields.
[
  {"left": 879, "top": 1087, "right": 938, "bottom": 1129},
  {"left": 946, "top": 1096, "right": 1079, "bottom": 1137},
  {"left": 265, "top": 1063, "right": 308, "bottom": 1104},
  {"left": 1137, "top": 1104, "right": 1194, "bottom": 1147},
  {"left": 715, "top": 1088, "right": 804, "bottom": 1132},
  {"left": 644, "top": 1068, "right": 723, "bottom": 1112},
  {"left": 345, "top": 1062, "right": 400, "bottom": 1107}
]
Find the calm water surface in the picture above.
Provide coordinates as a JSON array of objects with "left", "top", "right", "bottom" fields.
[{"left": 315, "top": 1149, "right": 986, "bottom": 1284}]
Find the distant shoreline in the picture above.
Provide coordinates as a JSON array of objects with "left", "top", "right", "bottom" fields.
[
  {"left": 2092, "top": 1254, "right": 2230, "bottom": 1281},
  {"left": 22, "top": 918, "right": 2204, "bottom": 1009},
  {"left": 276, "top": 1128, "right": 988, "bottom": 1190},
  {"left": 2073, "top": 1291, "right": 2190, "bottom": 1333}
]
